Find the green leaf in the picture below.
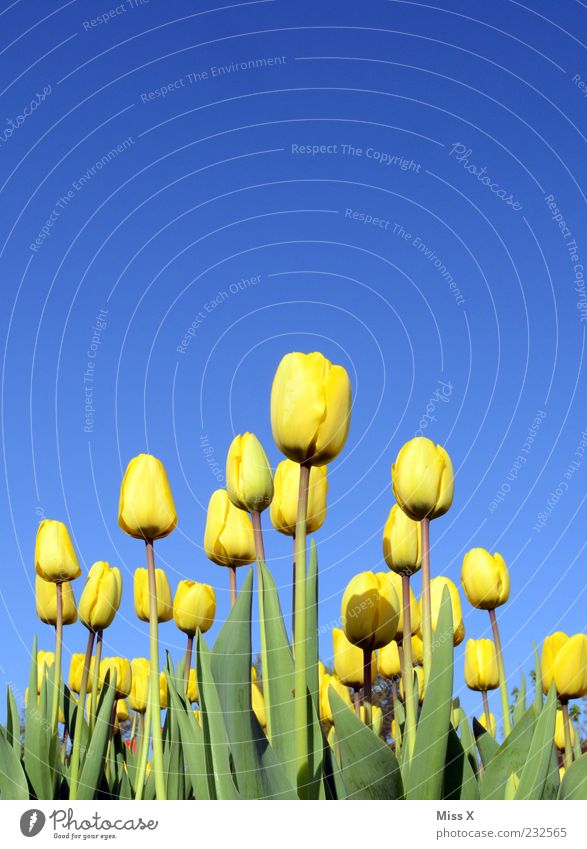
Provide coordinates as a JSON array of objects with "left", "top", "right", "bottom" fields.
[
  {"left": 23, "top": 636, "right": 52, "bottom": 800},
  {"left": 442, "top": 725, "right": 479, "bottom": 800},
  {"left": 473, "top": 717, "right": 499, "bottom": 767},
  {"left": 480, "top": 707, "right": 536, "bottom": 799},
  {"left": 533, "top": 642, "right": 543, "bottom": 714},
  {"left": 6, "top": 687, "right": 20, "bottom": 754},
  {"left": 76, "top": 676, "right": 117, "bottom": 800},
  {"left": 515, "top": 686, "right": 556, "bottom": 799},
  {"left": 329, "top": 688, "right": 403, "bottom": 799},
  {"left": 165, "top": 662, "right": 212, "bottom": 800},
  {"left": 541, "top": 746, "right": 561, "bottom": 800},
  {"left": 559, "top": 753, "right": 587, "bottom": 799},
  {"left": 406, "top": 586, "right": 454, "bottom": 800},
  {"left": 513, "top": 676, "right": 526, "bottom": 726},
  {"left": 0, "top": 727, "right": 29, "bottom": 799},
  {"left": 456, "top": 709, "right": 478, "bottom": 778},
  {"left": 305, "top": 540, "right": 325, "bottom": 800}
]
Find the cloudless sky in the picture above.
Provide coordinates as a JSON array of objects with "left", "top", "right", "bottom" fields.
[{"left": 1, "top": 0, "right": 587, "bottom": 731}]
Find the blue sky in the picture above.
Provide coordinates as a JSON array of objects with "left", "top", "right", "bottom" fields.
[{"left": 1, "top": 0, "right": 587, "bottom": 729}]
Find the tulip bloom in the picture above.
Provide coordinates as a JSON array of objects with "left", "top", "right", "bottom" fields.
[
  {"left": 204, "top": 489, "right": 256, "bottom": 567},
  {"left": 173, "top": 580, "right": 216, "bottom": 636},
  {"left": 332, "top": 628, "right": 375, "bottom": 690},
  {"left": 342, "top": 572, "right": 400, "bottom": 651},
  {"left": 360, "top": 704, "right": 383, "bottom": 736},
  {"left": 118, "top": 454, "right": 177, "bottom": 540},
  {"left": 69, "top": 653, "right": 95, "bottom": 694},
  {"left": 319, "top": 674, "right": 353, "bottom": 724},
  {"left": 99, "top": 657, "right": 132, "bottom": 699},
  {"left": 159, "top": 672, "right": 168, "bottom": 710},
  {"left": 554, "top": 709, "right": 575, "bottom": 750},
  {"left": 78, "top": 562, "right": 122, "bottom": 631},
  {"left": 35, "top": 519, "right": 81, "bottom": 583},
  {"left": 129, "top": 658, "right": 150, "bottom": 712},
  {"left": 36, "top": 575, "right": 77, "bottom": 625},
  {"left": 382, "top": 504, "right": 422, "bottom": 575},
  {"left": 461, "top": 548, "right": 510, "bottom": 610},
  {"left": 478, "top": 711, "right": 497, "bottom": 737},
  {"left": 116, "top": 699, "right": 130, "bottom": 723},
  {"left": 424, "top": 576, "right": 465, "bottom": 646},
  {"left": 270, "top": 351, "right": 352, "bottom": 466},
  {"left": 252, "top": 682, "right": 267, "bottom": 729},
  {"left": 391, "top": 437, "right": 454, "bottom": 521},
  {"left": 37, "top": 651, "right": 56, "bottom": 693},
  {"left": 542, "top": 632, "right": 587, "bottom": 700},
  {"left": 226, "top": 433, "right": 274, "bottom": 513},
  {"left": 187, "top": 668, "right": 198, "bottom": 704},
  {"left": 464, "top": 639, "right": 499, "bottom": 691},
  {"left": 270, "top": 460, "right": 328, "bottom": 536},
  {"left": 134, "top": 567, "right": 173, "bottom": 623}
]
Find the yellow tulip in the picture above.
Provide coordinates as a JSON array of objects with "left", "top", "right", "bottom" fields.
[
  {"left": 129, "top": 658, "right": 150, "bottom": 712},
  {"left": 554, "top": 709, "right": 575, "bottom": 750},
  {"left": 332, "top": 628, "right": 375, "bottom": 689},
  {"left": 327, "top": 725, "right": 337, "bottom": 750},
  {"left": 411, "top": 634, "right": 424, "bottom": 666},
  {"left": 385, "top": 572, "right": 421, "bottom": 638},
  {"left": 37, "top": 651, "right": 55, "bottom": 693},
  {"left": 542, "top": 632, "right": 587, "bottom": 699},
  {"left": 391, "top": 718, "right": 400, "bottom": 740},
  {"left": 382, "top": 504, "right": 422, "bottom": 575},
  {"left": 461, "top": 548, "right": 510, "bottom": 610},
  {"left": 193, "top": 710, "right": 202, "bottom": 728},
  {"left": 318, "top": 661, "right": 326, "bottom": 689},
  {"left": 478, "top": 711, "right": 497, "bottom": 737},
  {"left": 464, "top": 639, "right": 499, "bottom": 691},
  {"left": 78, "top": 561, "right": 122, "bottom": 631},
  {"left": 392, "top": 437, "right": 454, "bottom": 521},
  {"left": 173, "top": 580, "right": 216, "bottom": 636},
  {"left": 159, "top": 672, "right": 168, "bottom": 710},
  {"left": 400, "top": 666, "right": 425, "bottom": 703},
  {"left": 226, "top": 432, "right": 274, "bottom": 513},
  {"left": 341, "top": 571, "right": 400, "bottom": 651},
  {"left": 559, "top": 766, "right": 566, "bottom": 782},
  {"left": 36, "top": 575, "right": 77, "bottom": 625},
  {"left": 69, "top": 653, "right": 96, "bottom": 694},
  {"left": 99, "top": 657, "right": 132, "bottom": 698},
  {"left": 252, "top": 682, "right": 266, "bottom": 728},
  {"left": 187, "top": 668, "right": 198, "bottom": 703},
  {"left": 134, "top": 567, "right": 173, "bottom": 623},
  {"left": 116, "top": 699, "right": 130, "bottom": 722},
  {"left": 270, "top": 351, "right": 352, "bottom": 466},
  {"left": 360, "top": 704, "right": 383, "bottom": 736},
  {"left": 423, "top": 576, "right": 465, "bottom": 646},
  {"left": 118, "top": 454, "right": 177, "bottom": 540},
  {"left": 319, "top": 674, "right": 352, "bottom": 723},
  {"left": 270, "top": 460, "right": 328, "bottom": 536},
  {"left": 377, "top": 640, "right": 401, "bottom": 679},
  {"left": 204, "top": 489, "right": 256, "bottom": 567},
  {"left": 35, "top": 519, "right": 81, "bottom": 583}
]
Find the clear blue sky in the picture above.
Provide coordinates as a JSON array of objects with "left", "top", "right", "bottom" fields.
[{"left": 1, "top": 0, "right": 586, "bottom": 729}]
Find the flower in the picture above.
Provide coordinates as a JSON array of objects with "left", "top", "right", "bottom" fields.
[
  {"left": 377, "top": 640, "right": 401, "bottom": 679},
  {"left": 392, "top": 437, "right": 454, "bottom": 521},
  {"left": 270, "top": 460, "right": 328, "bottom": 536},
  {"left": 270, "top": 351, "right": 352, "bottom": 466},
  {"left": 35, "top": 575, "right": 77, "bottom": 625},
  {"left": 382, "top": 504, "right": 422, "bottom": 575},
  {"left": 319, "top": 674, "right": 352, "bottom": 724},
  {"left": 69, "top": 653, "right": 95, "bottom": 694},
  {"left": 159, "top": 672, "right": 168, "bottom": 710},
  {"left": 35, "top": 520, "right": 81, "bottom": 583},
  {"left": 116, "top": 700, "right": 130, "bottom": 722},
  {"left": 226, "top": 433, "right": 274, "bottom": 513},
  {"left": 99, "top": 657, "right": 132, "bottom": 699},
  {"left": 252, "top": 682, "right": 266, "bottom": 729},
  {"left": 541, "top": 632, "right": 587, "bottom": 700},
  {"left": 464, "top": 639, "right": 499, "bottom": 691},
  {"left": 37, "top": 651, "right": 55, "bottom": 693},
  {"left": 187, "top": 668, "right": 198, "bottom": 703},
  {"left": 554, "top": 709, "right": 575, "bottom": 750},
  {"left": 360, "top": 704, "right": 383, "bottom": 736},
  {"left": 78, "top": 562, "right": 122, "bottom": 631},
  {"left": 173, "top": 580, "right": 216, "bottom": 635},
  {"left": 341, "top": 571, "right": 400, "bottom": 651},
  {"left": 134, "top": 567, "right": 173, "bottom": 623},
  {"left": 129, "top": 658, "right": 150, "bottom": 712},
  {"left": 461, "top": 548, "right": 510, "bottom": 610},
  {"left": 204, "top": 489, "right": 256, "bottom": 567},
  {"left": 118, "top": 454, "right": 177, "bottom": 540},
  {"left": 385, "top": 571, "right": 421, "bottom": 638},
  {"left": 332, "top": 628, "right": 375, "bottom": 689},
  {"left": 478, "top": 711, "right": 497, "bottom": 736},
  {"left": 422, "top": 576, "right": 465, "bottom": 646}
]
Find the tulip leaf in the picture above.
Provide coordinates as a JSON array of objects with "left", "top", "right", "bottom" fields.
[
  {"left": 559, "top": 753, "right": 587, "bottom": 800},
  {"left": 456, "top": 709, "right": 478, "bottom": 778},
  {"left": 0, "top": 726, "right": 29, "bottom": 799},
  {"left": 211, "top": 570, "right": 297, "bottom": 800},
  {"left": 305, "top": 540, "right": 326, "bottom": 800},
  {"left": 473, "top": 717, "right": 499, "bottom": 767},
  {"left": 515, "top": 685, "right": 556, "bottom": 799},
  {"left": 406, "top": 586, "right": 454, "bottom": 800},
  {"left": 165, "top": 661, "right": 212, "bottom": 800},
  {"left": 76, "top": 676, "right": 117, "bottom": 800},
  {"left": 6, "top": 687, "right": 20, "bottom": 754},
  {"left": 513, "top": 676, "right": 527, "bottom": 726},
  {"left": 329, "top": 687, "right": 403, "bottom": 799},
  {"left": 479, "top": 707, "right": 536, "bottom": 799},
  {"left": 541, "top": 746, "right": 561, "bottom": 800},
  {"left": 23, "top": 636, "right": 52, "bottom": 800},
  {"left": 533, "top": 642, "right": 543, "bottom": 714},
  {"left": 323, "top": 732, "right": 347, "bottom": 800},
  {"left": 442, "top": 725, "right": 480, "bottom": 800}
]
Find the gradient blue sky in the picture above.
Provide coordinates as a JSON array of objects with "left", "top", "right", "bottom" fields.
[{"left": 1, "top": 0, "right": 587, "bottom": 729}]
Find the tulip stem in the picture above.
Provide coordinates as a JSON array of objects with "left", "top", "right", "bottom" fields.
[
  {"left": 130, "top": 710, "right": 137, "bottom": 743},
  {"left": 69, "top": 628, "right": 95, "bottom": 799},
  {"left": 292, "top": 534, "right": 296, "bottom": 647},
  {"left": 50, "top": 582, "right": 64, "bottom": 739},
  {"left": 251, "top": 509, "right": 272, "bottom": 742},
  {"left": 420, "top": 518, "right": 433, "bottom": 690},
  {"left": 401, "top": 574, "right": 417, "bottom": 762},
  {"left": 145, "top": 538, "right": 166, "bottom": 801},
  {"left": 184, "top": 633, "right": 193, "bottom": 692},
  {"left": 391, "top": 679, "right": 402, "bottom": 752},
  {"left": 362, "top": 649, "right": 373, "bottom": 728},
  {"left": 482, "top": 690, "right": 492, "bottom": 737},
  {"left": 229, "top": 566, "right": 237, "bottom": 608},
  {"left": 353, "top": 688, "right": 361, "bottom": 718},
  {"left": 562, "top": 701, "right": 573, "bottom": 770},
  {"left": 89, "top": 629, "right": 103, "bottom": 734},
  {"left": 294, "top": 462, "right": 311, "bottom": 798},
  {"left": 488, "top": 608, "right": 511, "bottom": 736},
  {"left": 134, "top": 703, "right": 151, "bottom": 800}
]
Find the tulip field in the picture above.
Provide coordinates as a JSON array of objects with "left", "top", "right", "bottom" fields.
[{"left": 1, "top": 350, "right": 586, "bottom": 802}]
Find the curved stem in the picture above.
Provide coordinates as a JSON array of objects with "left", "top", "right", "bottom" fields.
[
  {"left": 146, "top": 538, "right": 166, "bottom": 801},
  {"left": 50, "top": 582, "right": 63, "bottom": 738},
  {"left": 69, "top": 628, "right": 95, "bottom": 799},
  {"left": 229, "top": 566, "right": 237, "bottom": 608},
  {"left": 482, "top": 690, "right": 492, "bottom": 737},
  {"left": 251, "top": 510, "right": 271, "bottom": 742},
  {"left": 562, "top": 700, "right": 573, "bottom": 770},
  {"left": 89, "top": 630, "right": 103, "bottom": 735},
  {"left": 401, "top": 574, "right": 417, "bottom": 761},
  {"left": 294, "top": 463, "right": 310, "bottom": 798},
  {"left": 489, "top": 608, "right": 511, "bottom": 736},
  {"left": 362, "top": 648, "right": 373, "bottom": 728},
  {"left": 420, "top": 518, "right": 432, "bottom": 689}
]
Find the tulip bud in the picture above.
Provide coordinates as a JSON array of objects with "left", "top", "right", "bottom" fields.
[
  {"left": 385, "top": 571, "right": 421, "bottom": 638},
  {"left": 542, "top": 632, "right": 587, "bottom": 700},
  {"left": 37, "top": 651, "right": 56, "bottom": 694},
  {"left": 478, "top": 711, "right": 497, "bottom": 737},
  {"left": 252, "top": 682, "right": 266, "bottom": 729},
  {"left": 270, "top": 460, "right": 328, "bottom": 536},
  {"left": 400, "top": 666, "right": 425, "bottom": 703},
  {"left": 271, "top": 351, "right": 352, "bottom": 466},
  {"left": 35, "top": 519, "right": 81, "bottom": 583},
  {"left": 129, "top": 658, "right": 150, "bottom": 712},
  {"left": 392, "top": 437, "right": 454, "bottom": 521},
  {"left": 391, "top": 719, "right": 400, "bottom": 740},
  {"left": 464, "top": 639, "right": 499, "bottom": 691},
  {"left": 118, "top": 454, "right": 177, "bottom": 540},
  {"left": 332, "top": 628, "right": 375, "bottom": 689},
  {"left": 422, "top": 576, "right": 465, "bottom": 646},
  {"left": 204, "top": 489, "right": 256, "bottom": 567},
  {"left": 173, "top": 580, "right": 216, "bottom": 636},
  {"left": 341, "top": 571, "right": 400, "bottom": 651},
  {"left": 159, "top": 672, "right": 168, "bottom": 710},
  {"left": 99, "top": 657, "right": 132, "bottom": 699},
  {"left": 360, "top": 704, "right": 383, "bottom": 737},
  {"left": 383, "top": 504, "right": 422, "bottom": 575},
  {"left": 69, "top": 653, "right": 87, "bottom": 694},
  {"left": 461, "top": 548, "right": 510, "bottom": 610},
  {"left": 377, "top": 640, "right": 401, "bottom": 679},
  {"left": 187, "top": 668, "right": 198, "bottom": 704},
  {"left": 319, "top": 674, "right": 352, "bottom": 724},
  {"left": 78, "top": 561, "right": 122, "bottom": 631},
  {"left": 116, "top": 699, "right": 130, "bottom": 723},
  {"left": 554, "top": 709, "right": 575, "bottom": 750},
  {"left": 36, "top": 575, "right": 77, "bottom": 625},
  {"left": 134, "top": 567, "right": 173, "bottom": 623},
  {"left": 226, "top": 433, "right": 274, "bottom": 513}
]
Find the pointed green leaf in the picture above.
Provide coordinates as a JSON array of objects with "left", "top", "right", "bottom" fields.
[
  {"left": 559, "top": 753, "right": 587, "bottom": 799},
  {"left": 165, "top": 662, "right": 211, "bottom": 800},
  {"left": 6, "top": 687, "right": 20, "bottom": 754},
  {"left": 533, "top": 642, "right": 543, "bottom": 714},
  {"left": 76, "top": 677, "right": 117, "bottom": 800},
  {"left": 515, "top": 686, "right": 556, "bottom": 799},
  {"left": 513, "top": 676, "right": 527, "bottom": 726},
  {"left": 442, "top": 725, "right": 479, "bottom": 800},
  {"left": 473, "top": 717, "right": 499, "bottom": 767},
  {"left": 0, "top": 727, "right": 29, "bottom": 799},
  {"left": 480, "top": 707, "right": 536, "bottom": 799}
]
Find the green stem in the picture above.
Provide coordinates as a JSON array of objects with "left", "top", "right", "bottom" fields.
[
  {"left": 363, "top": 648, "right": 373, "bottom": 728},
  {"left": 251, "top": 509, "right": 272, "bottom": 742},
  {"left": 89, "top": 629, "right": 103, "bottom": 735},
  {"left": 392, "top": 679, "right": 402, "bottom": 752},
  {"left": 420, "top": 518, "right": 432, "bottom": 689},
  {"left": 562, "top": 701, "right": 573, "bottom": 770},
  {"left": 401, "top": 573, "right": 417, "bottom": 761},
  {"left": 292, "top": 533, "right": 296, "bottom": 646},
  {"left": 489, "top": 608, "right": 511, "bottom": 736},
  {"left": 229, "top": 565, "right": 237, "bottom": 608},
  {"left": 50, "top": 582, "right": 63, "bottom": 738},
  {"left": 353, "top": 688, "right": 361, "bottom": 718},
  {"left": 146, "top": 538, "right": 166, "bottom": 801},
  {"left": 482, "top": 690, "right": 493, "bottom": 737},
  {"left": 69, "top": 628, "right": 95, "bottom": 799},
  {"left": 294, "top": 462, "right": 310, "bottom": 799},
  {"left": 134, "top": 706, "right": 150, "bottom": 800},
  {"left": 130, "top": 710, "right": 137, "bottom": 743}
]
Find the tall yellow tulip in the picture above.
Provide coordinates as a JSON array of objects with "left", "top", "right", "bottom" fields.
[
  {"left": 424, "top": 576, "right": 465, "bottom": 646},
  {"left": 461, "top": 548, "right": 510, "bottom": 610},
  {"left": 332, "top": 628, "right": 375, "bottom": 692},
  {"left": 554, "top": 709, "right": 575, "bottom": 750},
  {"left": 226, "top": 432, "right": 274, "bottom": 513},
  {"left": 204, "top": 489, "right": 256, "bottom": 568},
  {"left": 69, "top": 653, "right": 94, "bottom": 694},
  {"left": 391, "top": 437, "right": 454, "bottom": 522},
  {"left": 99, "top": 657, "right": 132, "bottom": 699},
  {"left": 173, "top": 581, "right": 216, "bottom": 636},
  {"left": 134, "top": 567, "right": 173, "bottom": 623},
  {"left": 542, "top": 632, "right": 587, "bottom": 700},
  {"left": 378, "top": 640, "right": 402, "bottom": 679},
  {"left": 383, "top": 504, "right": 422, "bottom": 575},
  {"left": 464, "top": 639, "right": 499, "bottom": 691},
  {"left": 118, "top": 454, "right": 177, "bottom": 540},
  {"left": 36, "top": 575, "right": 77, "bottom": 625},
  {"left": 187, "top": 668, "right": 198, "bottom": 704},
  {"left": 35, "top": 519, "right": 81, "bottom": 583},
  {"left": 78, "top": 561, "right": 122, "bottom": 631},
  {"left": 129, "top": 658, "right": 150, "bottom": 712},
  {"left": 270, "top": 460, "right": 328, "bottom": 536}
]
